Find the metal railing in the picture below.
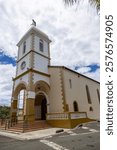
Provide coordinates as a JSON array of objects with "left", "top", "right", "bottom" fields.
[{"left": 0, "top": 116, "right": 29, "bottom": 132}]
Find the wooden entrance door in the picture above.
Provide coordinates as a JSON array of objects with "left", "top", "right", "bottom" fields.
[{"left": 41, "top": 98, "right": 47, "bottom": 120}]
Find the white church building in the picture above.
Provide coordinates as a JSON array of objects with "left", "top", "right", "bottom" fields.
[{"left": 11, "top": 22, "right": 100, "bottom": 128}]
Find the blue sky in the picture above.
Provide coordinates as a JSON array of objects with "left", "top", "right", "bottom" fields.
[
  {"left": 87, "top": 64, "right": 100, "bottom": 72},
  {"left": 75, "top": 64, "right": 100, "bottom": 73},
  {"left": 0, "top": 50, "right": 16, "bottom": 66},
  {"left": 0, "top": 0, "right": 99, "bottom": 106}
]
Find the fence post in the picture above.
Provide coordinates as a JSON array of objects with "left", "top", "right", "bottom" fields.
[
  {"left": 5, "top": 120, "right": 7, "bottom": 130},
  {"left": 8, "top": 120, "right": 10, "bottom": 129}
]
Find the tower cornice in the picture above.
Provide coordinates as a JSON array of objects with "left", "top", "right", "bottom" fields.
[
  {"left": 17, "top": 49, "right": 51, "bottom": 63},
  {"left": 17, "top": 26, "right": 51, "bottom": 47},
  {"left": 13, "top": 68, "right": 50, "bottom": 81}
]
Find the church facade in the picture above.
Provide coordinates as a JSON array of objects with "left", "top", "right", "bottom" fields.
[{"left": 11, "top": 23, "right": 100, "bottom": 128}]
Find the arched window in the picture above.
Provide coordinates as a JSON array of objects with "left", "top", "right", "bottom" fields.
[
  {"left": 89, "top": 106, "right": 93, "bottom": 111},
  {"left": 39, "top": 39, "right": 44, "bottom": 52},
  {"left": 69, "top": 79, "right": 72, "bottom": 88},
  {"left": 73, "top": 101, "right": 78, "bottom": 112},
  {"left": 23, "top": 41, "right": 26, "bottom": 54},
  {"left": 85, "top": 85, "right": 92, "bottom": 104}
]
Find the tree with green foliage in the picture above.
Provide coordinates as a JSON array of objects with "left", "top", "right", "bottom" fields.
[
  {"left": 0, "top": 106, "right": 10, "bottom": 119},
  {"left": 64, "top": 0, "right": 100, "bottom": 11}
]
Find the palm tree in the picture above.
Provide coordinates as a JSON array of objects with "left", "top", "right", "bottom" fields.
[{"left": 64, "top": 0, "right": 100, "bottom": 11}]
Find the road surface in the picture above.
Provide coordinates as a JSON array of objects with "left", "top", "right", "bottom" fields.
[{"left": 0, "top": 121, "right": 100, "bottom": 150}]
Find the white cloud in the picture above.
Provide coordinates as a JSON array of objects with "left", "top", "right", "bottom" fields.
[
  {"left": 0, "top": 0, "right": 99, "bottom": 63},
  {"left": 0, "top": 0, "right": 99, "bottom": 105},
  {"left": 75, "top": 66, "right": 100, "bottom": 82},
  {"left": 0, "top": 64, "right": 16, "bottom": 105},
  {"left": 76, "top": 66, "right": 91, "bottom": 74},
  {"left": 84, "top": 68, "right": 100, "bottom": 82}
]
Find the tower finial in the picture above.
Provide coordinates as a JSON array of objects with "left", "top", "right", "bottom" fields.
[{"left": 31, "top": 19, "right": 36, "bottom": 26}]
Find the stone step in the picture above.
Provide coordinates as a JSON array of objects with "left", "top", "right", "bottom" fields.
[
  {"left": 5, "top": 120, "right": 51, "bottom": 132},
  {"left": 10, "top": 123, "right": 50, "bottom": 128}
]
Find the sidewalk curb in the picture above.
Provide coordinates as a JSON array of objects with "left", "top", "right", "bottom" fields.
[{"left": 0, "top": 128, "right": 69, "bottom": 140}]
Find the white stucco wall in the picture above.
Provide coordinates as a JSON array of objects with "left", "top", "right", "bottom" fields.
[
  {"left": 18, "top": 36, "right": 31, "bottom": 60},
  {"left": 34, "top": 35, "right": 49, "bottom": 57},
  {"left": 33, "top": 53, "right": 49, "bottom": 74},
  {"left": 63, "top": 69, "right": 100, "bottom": 120},
  {"left": 14, "top": 74, "right": 29, "bottom": 89},
  {"left": 33, "top": 73, "right": 50, "bottom": 86},
  {"left": 17, "top": 55, "right": 30, "bottom": 76}
]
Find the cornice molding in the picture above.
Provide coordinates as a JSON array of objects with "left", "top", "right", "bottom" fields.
[
  {"left": 13, "top": 68, "right": 50, "bottom": 81},
  {"left": 17, "top": 50, "right": 51, "bottom": 63}
]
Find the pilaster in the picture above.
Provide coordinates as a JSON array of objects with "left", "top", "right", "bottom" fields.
[
  {"left": 11, "top": 99, "right": 18, "bottom": 118},
  {"left": 24, "top": 98, "right": 35, "bottom": 122},
  {"left": 60, "top": 68, "right": 68, "bottom": 112}
]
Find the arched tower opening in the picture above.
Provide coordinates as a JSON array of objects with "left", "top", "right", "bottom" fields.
[
  {"left": 35, "top": 93, "right": 47, "bottom": 120},
  {"left": 11, "top": 82, "right": 27, "bottom": 121},
  {"left": 34, "top": 80, "right": 50, "bottom": 120}
]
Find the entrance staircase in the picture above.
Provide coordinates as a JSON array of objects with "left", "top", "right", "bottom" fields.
[{"left": 0, "top": 120, "right": 51, "bottom": 133}]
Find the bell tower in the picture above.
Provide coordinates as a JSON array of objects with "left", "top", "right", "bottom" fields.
[{"left": 11, "top": 21, "right": 51, "bottom": 122}]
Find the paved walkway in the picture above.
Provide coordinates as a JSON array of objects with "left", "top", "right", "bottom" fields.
[{"left": 0, "top": 128, "right": 69, "bottom": 140}]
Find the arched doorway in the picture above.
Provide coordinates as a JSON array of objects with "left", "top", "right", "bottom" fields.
[{"left": 34, "top": 93, "right": 47, "bottom": 120}]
